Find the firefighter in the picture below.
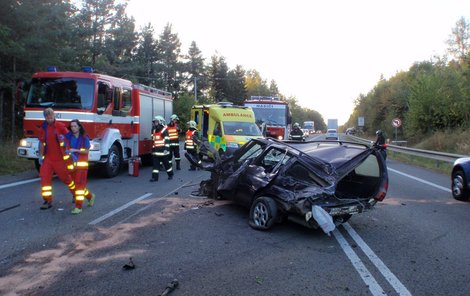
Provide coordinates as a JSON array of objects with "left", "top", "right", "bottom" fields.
[
  {"left": 185, "top": 120, "right": 202, "bottom": 171},
  {"left": 167, "top": 114, "right": 181, "bottom": 170},
  {"left": 290, "top": 122, "right": 304, "bottom": 141},
  {"left": 66, "top": 119, "right": 96, "bottom": 215},
  {"left": 150, "top": 116, "right": 174, "bottom": 182},
  {"left": 38, "top": 108, "right": 76, "bottom": 210}
]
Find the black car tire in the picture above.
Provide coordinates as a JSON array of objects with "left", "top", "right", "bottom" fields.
[
  {"left": 249, "top": 196, "right": 278, "bottom": 230},
  {"left": 103, "top": 144, "right": 122, "bottom": 178},
  {"left": 452, "top": 170, "right": 469, "bottom": 201}
]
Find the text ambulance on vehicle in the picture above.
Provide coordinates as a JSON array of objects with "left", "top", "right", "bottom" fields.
[
  {"left": 190, "top": 102, "right": 263, "bottom": 157},
  {"left": 243, "top": 96, "right": 292, "bottom": 140},
  {"left": 17, "top": 67, "right": 173, "bottom": 177}
]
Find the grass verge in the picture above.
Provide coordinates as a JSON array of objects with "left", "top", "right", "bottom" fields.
[
  {"left": 0, "top": 141, "right": 36, "bottom": 175},
  {"left": 388, "top": 151, "right": 453, "bottom": 175}
]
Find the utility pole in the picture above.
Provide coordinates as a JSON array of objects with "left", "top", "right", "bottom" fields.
[{"left": 194, "top": 76, "right": 198, "bottom": 102}]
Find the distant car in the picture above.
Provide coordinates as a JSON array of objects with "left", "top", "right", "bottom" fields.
[
  {"left": 301, "top": 129, "right": 309, "bottom": 138},
  {"left": 451, "top": 157, "right": 470, "bottom": 201},
  {"left": 325, "top": 128, "right": 338, "bottom": 140},
  {"left": 186, "top": 138, "right": 388, "bottom": 232}
]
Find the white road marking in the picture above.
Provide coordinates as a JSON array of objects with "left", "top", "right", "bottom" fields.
[
  {"left": 343, "top": 223, "right": 412, "bottom": 296},
  {"left": 88, "top": 193, "right": 153, "bottom": 225},
  {"left": 388, "top": 168, "right": 451, "bottom": 193},
  {"left": 88, "top": 180, "right": 193, "bottom": 225},
  {"left": 0, "top": 178, "right": 40, "bottom": 190},
  {"left": 333, "top": 229, "right": 386, "bottom": 296}
]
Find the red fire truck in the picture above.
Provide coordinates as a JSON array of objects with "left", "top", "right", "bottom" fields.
[
  {"left": 17, "top": 67, "right": 173, "bottom": 177},
  {"left": 243, "top": 96, "right": 292, "bottom": 140}
]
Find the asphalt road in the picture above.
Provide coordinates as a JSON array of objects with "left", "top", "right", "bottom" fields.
[{"left": 0, "top": 155, "right": 469, "bottom": 296}]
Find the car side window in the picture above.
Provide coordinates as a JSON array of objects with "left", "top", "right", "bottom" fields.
[
  {"left": 285, "top": 162, "right": 322, "bottom": 186},
  {"left": 259, "top": 147, "right": 291, "bottom": 173},
  {"left": 236, "top": 142, "right": 264, "bottom": 164}
]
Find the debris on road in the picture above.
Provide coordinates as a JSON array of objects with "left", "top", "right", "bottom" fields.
[
  {"left": 160, "top": 279, "right": 179, "bottom": 296},
  {"left": 122, "top": 257, "right": 135, "bottom": 270}
]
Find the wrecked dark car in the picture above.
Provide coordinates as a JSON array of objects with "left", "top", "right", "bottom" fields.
[{"left": 186, "top": 138, "right": 388, "bottom": 233}]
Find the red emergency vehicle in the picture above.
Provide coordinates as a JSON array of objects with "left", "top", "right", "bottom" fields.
[
  {"left": 243, "top": 96, "right": 292, "bottom": 140},
  {"left": 17, "top": 67, "right": 173, "bottom": 177}
]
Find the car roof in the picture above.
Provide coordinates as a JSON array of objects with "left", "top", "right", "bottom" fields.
[{"left": 252, "top": 138, "right": 371, "bottom": 169}]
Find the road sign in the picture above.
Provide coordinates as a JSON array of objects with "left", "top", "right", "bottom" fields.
[{"left": 392, "top": 118, "right": 402, "bottom": 128}]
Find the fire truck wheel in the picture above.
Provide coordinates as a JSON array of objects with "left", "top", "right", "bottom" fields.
[{"left": 103, "top": 144, "right": 122, "bottom": 178}]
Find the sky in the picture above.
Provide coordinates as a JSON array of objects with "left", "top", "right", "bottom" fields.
[{"left": 126, "top": 0, "right": 470, "bottom": 126}]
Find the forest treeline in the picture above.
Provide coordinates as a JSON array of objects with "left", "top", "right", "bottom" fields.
[
  {"left": 1, "top": 0, "right": 469, "bottom": 143},
  {"left": 0, "top": 0, "right": 325, "bottom": 141},
  {"left": 345, "top": 17, "right": 470, "bottom": 142}
]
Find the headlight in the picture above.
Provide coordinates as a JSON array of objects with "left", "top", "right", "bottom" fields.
[
  {"left": 277, "top": 135, "right": 283, "bottom": 140},
  {"left": 19, "top": 139, "right": 32, "bottom": 148},
  {"left": 226, "top": 142, "right": 239, "bottom": 149},
  {"left": 90, "top": 141, "right": 100, "bottom": 151}
]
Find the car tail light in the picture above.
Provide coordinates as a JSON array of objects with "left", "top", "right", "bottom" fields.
[{"left": 374, "top": 179, "right": 388, "bottom": 201}]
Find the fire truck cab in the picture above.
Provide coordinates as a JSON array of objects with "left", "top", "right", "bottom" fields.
[
  {"left": 190, "top": 102, "right": 262, "bottom": 157},
  {"left": 17, "top": 67, "right": 173, "bottom": 177},
  {"left": 244, "top": 96, "right": 292, "bottom": 140}
]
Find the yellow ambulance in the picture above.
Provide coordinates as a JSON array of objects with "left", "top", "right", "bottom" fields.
[{"left": 191, "top": 102, "right": 263, "bottom": 157}]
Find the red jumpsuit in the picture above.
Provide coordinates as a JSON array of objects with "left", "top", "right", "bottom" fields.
[
  {"left": 39, "top": 121, "right": 75, "bottom": 204},
  {"left": 66, "top": 132, "right": 94, "bottom": 209}
]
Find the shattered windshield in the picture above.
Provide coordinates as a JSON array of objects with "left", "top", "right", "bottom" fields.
[{"left": 26, "top": 77, "right": 94, "bottom": 110}]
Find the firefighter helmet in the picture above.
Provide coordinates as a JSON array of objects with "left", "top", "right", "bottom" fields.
[
  {"left": 170, "top": 114, "right": 179, "bottom": 121},
  {"left": 376, "top": 129, "right": 383, "bottom": 136},
  {"left": 154, "top": 115, "right": 165, "bottom": 125},
  {"left": 187, "top": 120, "right": 197, "bottom": 129},
  {"left": 294, "top": 122, "right": 300, "bottom": 128}
]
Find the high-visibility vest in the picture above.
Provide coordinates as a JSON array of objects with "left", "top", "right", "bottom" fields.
[
  {"left": 152, "top": 127, "right": 170, "bottom": 156},
  {"left": 167, "top": 124, "right": 179, "bottom": 145},
  {"left": 185, "top": 130, "right": 196, "bottom": 150}
]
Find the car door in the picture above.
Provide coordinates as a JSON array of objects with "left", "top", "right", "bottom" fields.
[{"left": 234, "top": 147, "right": 292, "bottom": 207}]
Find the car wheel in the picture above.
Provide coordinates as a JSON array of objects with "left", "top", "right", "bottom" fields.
[
  {"left": 452, "top": 170, "right": 469, "bottom": 201},
  {"left": 103, "top": 144, "right": 122, "bottom": 178},
  {"left": 249, "top": 196, "right": 278, "bottom": 230}
]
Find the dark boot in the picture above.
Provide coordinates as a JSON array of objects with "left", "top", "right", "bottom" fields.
[{"left": 149, "top": 175, "right": 158, "bottom": 182}]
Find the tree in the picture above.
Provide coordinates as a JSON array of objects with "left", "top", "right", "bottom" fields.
[
  {"left": 447, "top": 17, "right": 470, "bottom": 63},
  {"left": 103, "top": 2, "right": 137, "bottom": 74},
  {"left": 134, "top": 23, "right": 158, "bottom": 86},
  {"left": 155, "top": 23, "right": 183, "bottom": 93},
  {"left": 75, "top": 0, "right": 117, "bottom": 67},
  {"left": 207, "top": 54, "right": 229, "bottom": 102},
  {"left": 245, "top": 69, "right": 270, "bottom": 97},
  {"left": 185, "top": 41, "right": 206, "bottom": 100},
  {"left": 226, "top": 65, "right": 247, "bottom": 104}
]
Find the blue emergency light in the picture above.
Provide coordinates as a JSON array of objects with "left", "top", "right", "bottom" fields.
[
  {"left": 82, "top": 66, "right": 94, "bottom": 73},
  {"left": 47, "top": 66, "right": 58, "bottom": 72}
]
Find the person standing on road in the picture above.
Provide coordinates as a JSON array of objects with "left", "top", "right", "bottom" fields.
[
  {"left": 66, "top": 119, "right": 96, "bottom": 215},
  {"left": 167, "top": 114, "right": 181, "bottom": 170},
  {"left": 289, "top": 123, "right": 304, "bottom": 141},
  {"left": 185, "top": 120, "right": 202, "bottom": 171},
  {"left": 38, "top": 108, "right": 76, "bottom": 210},
  {"left": 150, "top": 116, "right": 174, "bottom": 182},
  {"left": 374, "top": 129, "right": 387, "bottom": 160}
]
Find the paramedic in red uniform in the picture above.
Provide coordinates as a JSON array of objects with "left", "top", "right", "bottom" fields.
[
  {"left": 66, "top": 119, "right": 96, "bottom": 214},
  {"left": 38, "top": 108, "right": 76, "bottom": 210},
  {"left": 167, "top": 114, "right": 181, "bottom": 170}
]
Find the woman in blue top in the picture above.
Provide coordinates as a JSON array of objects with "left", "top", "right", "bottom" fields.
[{"left": 66, "top": 119, "right": 96, "bottom": 214}]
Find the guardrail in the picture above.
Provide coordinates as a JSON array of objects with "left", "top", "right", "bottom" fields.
[{"left": 347, "top": 135, "right": 468, "bottom": 163}]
